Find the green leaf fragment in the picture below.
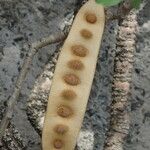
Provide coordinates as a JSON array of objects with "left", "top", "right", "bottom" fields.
[
  {"left": 131, "top": 0, "right": 141, "bottom": 9},
  {"left": 96, "top": 0, "right": 123, "bottom": 7}
]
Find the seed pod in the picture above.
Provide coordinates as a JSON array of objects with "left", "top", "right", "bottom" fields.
[{"left": 42, "top": 1, "right": 105, "bottom": 149}]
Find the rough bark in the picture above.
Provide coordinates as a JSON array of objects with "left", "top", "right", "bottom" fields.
[{"left": 103, "top": 10, "right": 138, "bottom": 150}]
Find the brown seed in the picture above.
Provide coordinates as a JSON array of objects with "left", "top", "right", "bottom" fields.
[
  {"left": 71, "top": 45, "right": 88, "bottom": 57},
  {"left": 63, "top": 74, "right": 80, "bottom": 86},
  {"left": 61, "top": 90, "right": 77, "bottom": 100},
  {"left": 86, "top": 13, "right": 97, "bottom": 23},
  {"left": 53, "top": 139, "right": 63, "bottom": 149},
  {"left": 54, "top": 124, "right": 68, "bottom": 135},
  {"left": 80, "top": 29, "right": 93, "bottom": 39},
  {"left": 57, "top": 105, "right": 73, "bottom": 118},
  {"left": 68, "top": 60, "right": 84, "bottom": 70}
]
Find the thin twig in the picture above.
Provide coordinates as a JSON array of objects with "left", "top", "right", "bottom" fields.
[{"left": 0, "top": 32, "right": 66, "bottom": 141}]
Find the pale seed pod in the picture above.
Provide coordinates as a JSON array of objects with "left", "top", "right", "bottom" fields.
[{"left": 42, "top": 0, "right": 105, "bottom": 149}]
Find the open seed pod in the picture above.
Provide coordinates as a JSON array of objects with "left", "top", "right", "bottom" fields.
[{"left": 42, "top": 0, "right": 105, "bottom": 149}]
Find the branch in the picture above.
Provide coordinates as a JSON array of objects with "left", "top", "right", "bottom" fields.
[
  {"left": 103, "top": 1, "right": 140, "bottom": 149},
  {"left": 0, "top": 32, "right": 66, "bottom": 141},
  {"left": 103, "top": 10, "right": 138, "bottom": 150}
]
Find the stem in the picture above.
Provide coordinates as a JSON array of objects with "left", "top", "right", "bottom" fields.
[{"left": 103, "top": 10, "right": 138, "bottom": 150}]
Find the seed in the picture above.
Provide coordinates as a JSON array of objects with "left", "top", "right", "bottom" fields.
[
  {"left": 53, "top": 139, "right": 63, "bottom": 149},
  {"left": 68, "top": 60, "right": 84, "bottom": 70},
  {"left": 63, "top": 74, "right": 80, "bottom": 86},
  {"left": 80, "top": 29, "right": 93, "bottom": 39},
  {"left": 86, "top": 13, "right": 97, "bottom": 23},
  {"left": 61, "top": 90, "right": 77, "bottom": 100},
  {"left": 54, "top": 124, "right": 68, "bottom": 135},
  {"left": 57, "top": 105, "right": 73, "bottom": 118},
  {"left": 71, "top": 45, "right": 88, "bottom": 57}
]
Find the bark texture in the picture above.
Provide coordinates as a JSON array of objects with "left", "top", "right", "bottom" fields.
[{"left": 103, "top": 10, "right": 138, "bottom": 150}]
